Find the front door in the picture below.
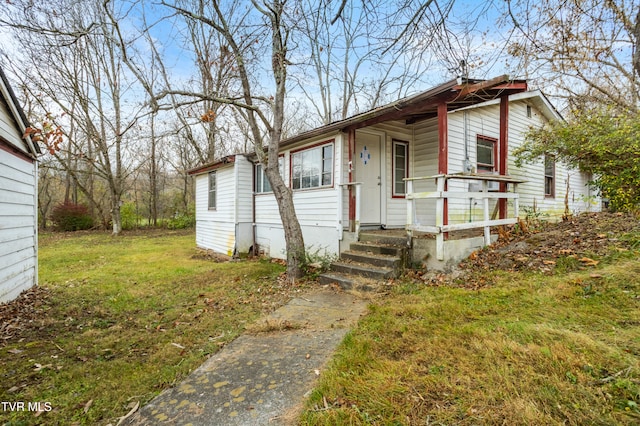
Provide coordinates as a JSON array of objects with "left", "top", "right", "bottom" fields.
[{"left": 355, "top": 131, "right": 382, "bottom": 225}]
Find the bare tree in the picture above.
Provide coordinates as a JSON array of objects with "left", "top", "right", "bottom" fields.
[
  {"left": 158, "top": 0, "right": 306, "bottom": 280},
  {"left": 294, "top": 0, "right": 461, "bottom": 125},
  {"left": 504, "top": 0, "right": 640, "bottom": 112},
  {"left": 0, "top": 0, "right": 153, "bottom": 234}
]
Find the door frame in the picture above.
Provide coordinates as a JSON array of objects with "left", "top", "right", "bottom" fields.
[{"left": 354, "top": 129, "right": 387, "bottom": 227}]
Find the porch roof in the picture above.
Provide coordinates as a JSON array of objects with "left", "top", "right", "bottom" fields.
[{"left": 280, "top": 75, "right": 527, "bottom": 148}]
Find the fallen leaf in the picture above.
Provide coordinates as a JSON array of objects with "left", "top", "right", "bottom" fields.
[
  {"left": 8, "top": 348, "right": 23, "bottom": 354},
  {"left": 559, "top": 249, "right": 573, "bottom": 255},
  {"left": 171, "top": 342, "right": 185, "bottom": 349},
  {"left": 84, "top": 399, "right": 93, "bottom": 414},
  {"left": 33, "top": 363, "right": 53, "bottom": 372},
  {"left": 579, "top": 257, "right": 599, "bottom": 266},
  {"left": 543, "top": 260, "right": 556, "bottom": 265},
  {"left": 314, "top": 369, "right": 320, "bottom": 376}
]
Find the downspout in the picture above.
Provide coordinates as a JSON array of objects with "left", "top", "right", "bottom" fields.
[
  {"left": 464, "top": 111, "right": 473, "bottom": 222},
  {"left": 233, "top": 158, "right": 239, "bottom": 257},
  {"left": 337, "top": 133, "right": 343, "bottom": 241},
  {"left": 251, "top": 161, "right": 257, "bottom": 256}
]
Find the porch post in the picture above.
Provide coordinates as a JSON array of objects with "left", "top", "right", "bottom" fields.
[
  {"left": 348, "top": 129, "right": 356, "bottom": 232},
  {"left": 499, "top": 96, "right": 508, "bottom": 219},
  {"left": 437, "top": 102, "right": 448, "bottom": 231}
]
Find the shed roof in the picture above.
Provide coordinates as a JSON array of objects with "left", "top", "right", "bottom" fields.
[{"left": 0, "top": 66, "right": 40, "bottom": 157}]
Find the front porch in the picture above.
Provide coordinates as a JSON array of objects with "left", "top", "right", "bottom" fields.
[{"left": 340, "top": 172, "right": 524, "bottom": 271}]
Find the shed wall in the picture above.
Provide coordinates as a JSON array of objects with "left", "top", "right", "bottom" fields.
[
  {"left": 194, "top": 165, "right": 237, "bottom": 256},
  {"left": 0, "top": 148, "right": 37, "bottom": 303}
]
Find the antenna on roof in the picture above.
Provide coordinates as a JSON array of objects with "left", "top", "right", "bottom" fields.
[{"left": 457, "top": 59, "right": 469, "bottom": 85}]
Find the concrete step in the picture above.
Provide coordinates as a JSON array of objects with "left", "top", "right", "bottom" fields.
[
  {"left": 350, "top": 241, "right": 405, "bottom": 257},
  {"left": 317, "top": 272, "right": 380, "bottom": 292},
  {"left": 359, "top": 232, "right": 408, "bottom": 247},
  {"left": 340, "top": 250, "right": 401, "bottom": 269},
  {"left": 329, "top": 261, "right": 397, "bottom": 280}
]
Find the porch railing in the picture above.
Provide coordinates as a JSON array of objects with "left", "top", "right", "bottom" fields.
[{"left": 405, "top": 173, "right": 525, "bottom": 261}]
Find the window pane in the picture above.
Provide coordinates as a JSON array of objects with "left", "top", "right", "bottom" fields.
[
  {"left": 545, "top": 156, "right": 554, "bottom": 176},
  {"left": 263, "top": 173, "right": 272, "bottom": 192},
  {"left": 393, "top": 142, "right": 407, "bottom": 195},
  {"left": 292, "top": 153, "right": 301, "bottom": 189},
  {"left": 477, "top": 141, "right": 493, "bottom": 165},
  {"left": 292, "top": 144, "right": 333, "bottom": 190},
  {"left": 208, "top": 172, "right": 216, "bottom": 209}
]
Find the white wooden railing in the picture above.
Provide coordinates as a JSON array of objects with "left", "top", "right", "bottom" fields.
[{"left": 405, "top": 173, "right": 525, "bottom": 260}]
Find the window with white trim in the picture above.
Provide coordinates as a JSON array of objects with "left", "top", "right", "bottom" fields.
[
  {"left": 208, "top": 171, "right": 216, "bottom": 209},
  {"left": 476, "top": 136, "right": 497, "bottom": 173},
  {"left": 544, "top": 155, "right": 555, "bottom": 197},
  {"left": 255, "top": 157, "right": 285, "bottom": 193},
  {"left": 392, "top": 140, "right": 409, "bottom": 196},
  {"left": 291, "top": 142, "right": 333, "bottom": 190}
]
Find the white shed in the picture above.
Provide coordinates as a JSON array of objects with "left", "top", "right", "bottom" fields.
[
  {"left": 188, "top": 154, "right": 254, "bottom": 257},
  {"left": 0, "top": 67, "right": 40, "bottom": 303}
]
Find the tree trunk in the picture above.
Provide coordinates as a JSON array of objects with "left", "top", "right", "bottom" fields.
[
  {"left": 265, "top": 166, "right": 305, "bottom": 280},
  {"left": 111, "top": 195, "right": 122, "bottom": 235}
]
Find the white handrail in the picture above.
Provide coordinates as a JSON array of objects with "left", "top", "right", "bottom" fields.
[{"left": 405, "top": 174, "right": 523, "bottom": 260}]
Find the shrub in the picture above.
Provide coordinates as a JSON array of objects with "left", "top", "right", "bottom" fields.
[
  {"left": 167, "top": 207, "right": 195, "bottom": 229},
  {"left": 50, "top": 202, "right": 94, "bottom": 231},
  {"left": 120, "top": 202, "right": 141, "bottom": 230}
]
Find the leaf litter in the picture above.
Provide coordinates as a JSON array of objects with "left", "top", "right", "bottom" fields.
[{"left": 417, "top": 212, "right": 640, "bottom": 288}]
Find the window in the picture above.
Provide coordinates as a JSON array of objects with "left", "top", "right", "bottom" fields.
[
  {"left": 392, "top": 140, "right": 409, "bottom": 196},
  {"left": 255, "top": 157, "right": 284, "bottom": 193},
  {"left": 544, "top": 155, "right": 555, "bottom": 197},
  {"left": 291, "top": 142, "right": 333, "bottom": 190},
  {"left": 208, "top": 171, "right": 216, "bottom": 209},
  {"left": 526, "top": 105, "right": 532, "bottom": 118},
  {"left": 476, "top": 136, "right": 497, "bottom": 173}
]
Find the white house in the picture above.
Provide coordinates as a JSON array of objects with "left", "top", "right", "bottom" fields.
[
  {"left": 189, "top": 76, "right": 599, "bottom": 266},
  {"left": 0, "top": 67, "right": 40, "bottom": 303}
]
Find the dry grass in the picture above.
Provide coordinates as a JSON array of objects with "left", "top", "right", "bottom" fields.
[
  {"left": 0, "top": 230, "right": 299, "bottom": 425},
  {"left": 302, "top": 257, "right": 640, "bottom": 425}
]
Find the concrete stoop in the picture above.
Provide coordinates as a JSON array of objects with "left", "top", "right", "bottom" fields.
[{"left": 319, "top": 231, "right": 409, "bottom": 291}]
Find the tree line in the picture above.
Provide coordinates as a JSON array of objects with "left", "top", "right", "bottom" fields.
[{"left": 1, "top": 0, "right": 638, "bottom": 279}]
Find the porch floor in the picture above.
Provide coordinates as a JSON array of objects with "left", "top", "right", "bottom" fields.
[{"left": 364, "top": 228, "right": 493, "bottom": 241}]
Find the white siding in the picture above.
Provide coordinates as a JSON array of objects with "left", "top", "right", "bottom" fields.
[
  {"left": 234, "top": 156, "right": 254, "bottom": 253},
  {"left": 507, "top": 100, "right": 600, "bottom": 219},
  {"left": 411, "top": 117, "right": 439, "bottom": 226},
  {"left": 0, "top": 97, "right": 28, "bottom": 154},
  {"left": 447, "top": 107, "right": 502, "bottom": 224},
  {"left": 254, "top": 133, "right": 343, "bottom": 259},
  {"left": 194, "top": 165, "right": 237, "bottom": 256},
  {"left": 0, "top": 148, "right": 37, "bottom": 303}
]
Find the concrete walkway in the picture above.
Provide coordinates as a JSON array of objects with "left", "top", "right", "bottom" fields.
[{"left": 124, "top": 288, "right": 368, "bottom": 425}]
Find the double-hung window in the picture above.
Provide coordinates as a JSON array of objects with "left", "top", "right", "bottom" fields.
[
  {"left": 544, "top": 155, "right": 555, "bottom": 197},
  {"left": 476, "top": 136, "right": 497, "bottom": 173},
  {"left": 208, "top": 171, "right": 216, "bottom": 210},
  {"left": 291, "top": 142, "right": 334, "bottom": 190},
  {"left": 255, "top": 156, "right": 284, "bottom": 193},
  {"left": 392, "top": 140, "right": 409, "bottom": 197}
]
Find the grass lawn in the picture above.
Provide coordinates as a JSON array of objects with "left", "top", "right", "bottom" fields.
[
  {"left": 1, "top": 230, "right": 292, "bottom": 425},
  {"left": 301, "top": 249, "right": 640, "bottom": 424}
]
